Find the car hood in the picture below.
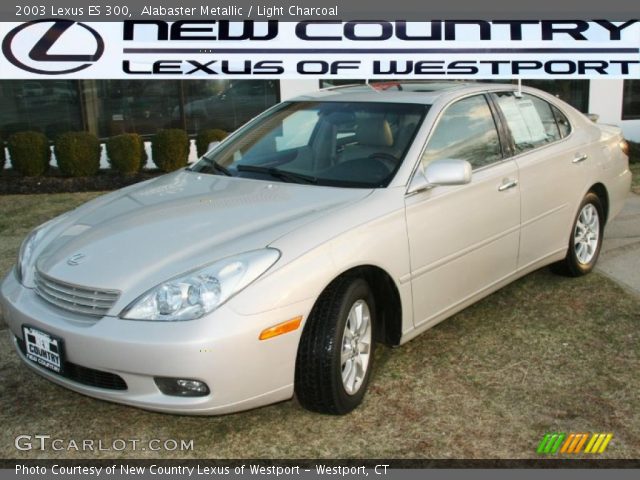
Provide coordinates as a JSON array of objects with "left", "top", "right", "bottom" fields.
[{"left": 35, "top": 170, "right": 371, "bottom": 295}]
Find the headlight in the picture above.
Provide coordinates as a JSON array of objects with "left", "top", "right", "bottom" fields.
[
  {"left": 16, "top": 226, "right": 46, "bottom": 285},
  {"left": 16, "top": 213, "right": 71, "bottom": 285},
  {"left": 121, "top": 249, "right": 280, "bottom": 321}
]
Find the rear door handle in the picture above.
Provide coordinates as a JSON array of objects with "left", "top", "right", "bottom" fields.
[
  {"left": 573, "top": 153, "right": 588, "bottom": 163},
  {"left": 498, "top": 179, "right": 518, "bottom": 192}
]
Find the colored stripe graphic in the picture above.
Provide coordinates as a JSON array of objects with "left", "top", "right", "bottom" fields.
[
  {"left": 573, "top": 433, "right": 590, "bottom": 453},
  {"left": 584, "top": 434, "right": 599, "bottom": 453},
  {"left": 598, "top": 434, "right": 614, "bottom": 453},
  {"left": 560, "top": 434, "right": 575, "bottom": 453},
  {"left": 560, "top": 433, "right": 589, "bottom": 453},
  {"left": 537, "top": 434, "right": 552, "bottom": 454},
  {"left": 585, "top": 433, "right": 613, "bottom": 453},
  {"left": 537, "top": 433, "right": 565, "bottom": 454},
  {"left": 539, "top": 433, "right": 613, "bottom": 454}
]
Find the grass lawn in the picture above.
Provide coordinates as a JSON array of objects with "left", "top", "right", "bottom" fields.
[
  {"left": 0, "top": 192, "right": 104, "bottom": 282},
  {"left": 0, "top": 193, "right": 639, "bottom": 459}
]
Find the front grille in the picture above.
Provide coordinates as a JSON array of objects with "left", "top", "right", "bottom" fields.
[
  {"left": 34, "top": 270, "right": 120, "bottom": 317},
  {"left": 16, "top": 337, "right": 128, "bottom": 391}
]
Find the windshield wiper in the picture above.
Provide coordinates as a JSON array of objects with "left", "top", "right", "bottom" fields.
[
  {"left": 236, "top": 164, "right": 318, "bottom": 184},
  {"left": 197, "top": 156, "right": 233, "bottom": 176}
]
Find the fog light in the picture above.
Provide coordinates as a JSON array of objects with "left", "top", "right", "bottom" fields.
[{"left": 154, "top": 377, "right": 210, "bottom": 397}]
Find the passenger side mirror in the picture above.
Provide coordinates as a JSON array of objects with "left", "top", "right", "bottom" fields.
[{"left": 407, "top": 159, "right": 472, "bottom": 194}]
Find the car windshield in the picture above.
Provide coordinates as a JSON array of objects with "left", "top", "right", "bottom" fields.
[{"left": 191, "top": 101, "right": 428, "bottom": 188}]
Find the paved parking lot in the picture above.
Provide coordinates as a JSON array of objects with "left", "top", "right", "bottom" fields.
[{"left": 598, "top": 193, "right": 640, "bottom": 295}]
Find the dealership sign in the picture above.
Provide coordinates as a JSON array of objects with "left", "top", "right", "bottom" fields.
[
  {"left": 2, "top": 19, "right": 104, "bottom": 74},
  {"left": 1, "top": 20, "right": 640, "bottom": 79}
]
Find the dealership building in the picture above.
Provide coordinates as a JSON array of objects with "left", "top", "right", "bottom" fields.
[{"left": 1, "top": 78, "right": 640, "bottom": 165}]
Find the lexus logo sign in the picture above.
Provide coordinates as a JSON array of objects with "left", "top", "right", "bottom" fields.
[{"left": 2, "top": 19, "right": 104, "bottom": 75}]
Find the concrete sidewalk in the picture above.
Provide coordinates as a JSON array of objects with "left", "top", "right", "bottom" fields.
[{"left": 598, "top": 192, "right": 640, "bottom": 295}]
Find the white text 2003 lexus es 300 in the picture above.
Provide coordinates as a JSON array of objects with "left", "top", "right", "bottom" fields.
[{"left": 1, "top": 82, "right": 631, "bottom": 415}]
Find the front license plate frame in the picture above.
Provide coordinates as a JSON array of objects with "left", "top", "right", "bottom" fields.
[{"left": 22, "top": 325, "right": 65, "bottom": 375}]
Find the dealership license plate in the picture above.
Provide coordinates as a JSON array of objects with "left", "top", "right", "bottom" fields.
[{"left": 22, "top": 326, "right": 64, "bottom": 374}]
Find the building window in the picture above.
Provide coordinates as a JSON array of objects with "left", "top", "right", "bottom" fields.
[
  {"left": 522, "top": 80, "right": 590, "bottom": 113},
  {"left": 82, "top": 80, "right": 182, "bottom": 138},
  {"left": 0, "top": 80, "right": 83, "bottom": 139},
  {"left": 622, "top": 80, "right": 640, "bottom": 120},
  {"left": 0, "top": 80, "right": 280, "bottom": 141},
  {"left": 183, "top": 80, "right": 279, "bottom": 133},
  {"left": 80, "top": 80, "right": 280, "bottom": 138}
]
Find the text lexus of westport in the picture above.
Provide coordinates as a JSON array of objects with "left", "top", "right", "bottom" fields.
[{"left": 1, "top": 82, "right": 632, "bottom": 415}]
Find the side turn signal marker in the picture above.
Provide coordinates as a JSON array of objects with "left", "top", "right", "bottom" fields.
[{"left": 259, "top": 316, "right": 303, "bottom": 340}]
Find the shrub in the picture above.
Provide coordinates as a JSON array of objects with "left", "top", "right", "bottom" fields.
[
  {"left": 106, "top": 133, "right": 146, "bottom": 174},
  {"left": 628, "top": 140, "right": 640, "bottom": 164},
  {"left": 46, "top": 122, "right": 78, "bottom": 140},
  {"left": 54, "top": 132, "right": 101, "bottom": 177},
  {"left": 152, "top": 129, "right": 189, "bottom": 172},
  {"left": 195, "top": 129, "right": 229, "bottom": 157},
  {"left": 7, "top": 131, "right": 50, "bottom": 176}
]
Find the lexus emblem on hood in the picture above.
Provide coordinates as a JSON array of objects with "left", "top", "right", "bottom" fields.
[{"left": 67, "top": 253, "right": 86, "bottom": 266}]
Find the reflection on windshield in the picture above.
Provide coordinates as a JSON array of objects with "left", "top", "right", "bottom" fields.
[{"left": 191, "top": 101, "right": 427, "bottom": 188}]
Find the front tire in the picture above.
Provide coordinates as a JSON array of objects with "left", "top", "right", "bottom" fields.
[
  {"left": 295, "top": 276, "right": 376, "bottom": 415},
  {"left": 553, "top": 192, "right": 604, "bottom": 277}
]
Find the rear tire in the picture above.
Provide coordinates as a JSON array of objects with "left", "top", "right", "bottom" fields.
[
  {"left": 295, "top": 276, "right": 376, "bottom": 415},
  {"left": 553, "top": 192, "right": 604, "bottom": 277}
]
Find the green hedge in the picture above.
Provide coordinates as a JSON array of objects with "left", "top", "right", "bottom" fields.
[
  {"left": 7, "top": 131, "right": 50, "bottom": 176},
  {"left": 152, "top": 129, "right": 189, "bottom": 172},
  {"left": 628, "top": 140, "right": 640, "bottom": 164},
  {"left": 106, "top": 133, "right": 147, "bottom": 174},
  {"left": 195, "top": 129, "right": 229, "bottom": 157},
  {"left": 54, "top": 132, "right": 101, "bottom": 177}
]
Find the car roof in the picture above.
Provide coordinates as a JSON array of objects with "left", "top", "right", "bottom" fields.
[{"left": 289, "top": 81, "right": 519, "bottom": 104}]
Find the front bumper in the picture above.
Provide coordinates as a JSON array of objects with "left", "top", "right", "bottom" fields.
[{"left": 1, "top": 270, "right": 311, "bottom": 415}]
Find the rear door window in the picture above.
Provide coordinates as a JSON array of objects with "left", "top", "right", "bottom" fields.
[{"left": 493, "top": 92, "right": 564, "bottom": 154}]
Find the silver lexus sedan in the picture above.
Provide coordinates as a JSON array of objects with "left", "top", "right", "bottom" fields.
[{"left": 1, "top": 82, "right": 631, "bottom": 415}]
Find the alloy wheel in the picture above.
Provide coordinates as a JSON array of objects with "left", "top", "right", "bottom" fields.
[
  {"left": 574, "top": 203, "right": 600, "bottom": 265},
  {"left": 340, "top": 299, "right": 372, "bottom": 396}
]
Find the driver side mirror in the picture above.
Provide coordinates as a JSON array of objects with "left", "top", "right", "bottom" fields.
[{"left": 407, "top": 159, "right": 472, "bottom": 194}]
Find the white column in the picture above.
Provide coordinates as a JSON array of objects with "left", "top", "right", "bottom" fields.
[
  {"left": 279, "top": 80, "right": 321, "bottom": 101},
  {"left": 588, "top": 79, "right": 640, "bottom": 141},
  {"left": 588, "top": 79, "right": 624, "bottom": 124}
]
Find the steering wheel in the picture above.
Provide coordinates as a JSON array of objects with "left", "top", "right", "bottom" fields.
[{"left": 368, "top": 152, "right": 399, "bottom": 170}]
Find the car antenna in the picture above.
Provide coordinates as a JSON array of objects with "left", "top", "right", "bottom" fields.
[
  {"left": 365, "top": 79, "right": 380, "bottom": 93},
  {"left": 515, "top": 78, "right": 523, "bottom": 98}
]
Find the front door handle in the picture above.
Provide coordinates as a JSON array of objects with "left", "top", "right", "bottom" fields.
[
  {"left": 573, "top": 153, "right": 588, "bottom": 163},
  {"left": 498, "top": 179, "right": 518, "bottom": 192}
]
